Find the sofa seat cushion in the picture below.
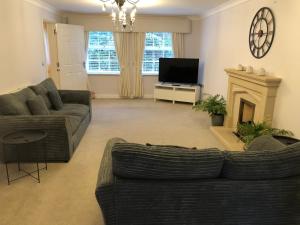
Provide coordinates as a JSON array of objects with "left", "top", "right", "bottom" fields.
[
  {"left": 50, "top": 104, "right": 89, "bottom": 118},
  {"left": 67, "top": 116, "right": 82, "bottom": 134},
  {"left": 30, "top": 78, "right": 59, "bottom": 109},
  {"left": 112, "top": 143, "right": 225, "bottom": 180},
  {"left": 246, "top": 135, "right": 286, "bottom": 151},
  {"left": 0, "top": 88, "right": 36, "bottom": 115},
  {"left": 223, "top": 142, "right": 300, "bottom": 180}
]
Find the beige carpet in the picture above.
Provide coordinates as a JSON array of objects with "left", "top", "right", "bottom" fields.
[{"left": 0, "top": 99, "right": 224, "bottom": 225}]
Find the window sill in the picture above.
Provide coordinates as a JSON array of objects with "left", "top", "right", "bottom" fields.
[
  {"left": 88, "top": 73, "right": 158, "bottom": 76},
  {"left": 142, "top": 73, "right": 158, "bottom": 76},
  {"left": 88, "top": 73, "right": 120, "bottom": 76}
]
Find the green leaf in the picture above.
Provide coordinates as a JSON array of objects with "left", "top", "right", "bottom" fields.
[
  {"left": 193, "top": 94, "right": 227, "bottom": 116},
  {"left": 237, "top": 121, "right": 294, "bottom": 147}
]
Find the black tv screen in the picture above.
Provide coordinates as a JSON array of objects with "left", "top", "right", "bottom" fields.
[{"left": 159, "top": 58, "right": 199, "bottom": 84}]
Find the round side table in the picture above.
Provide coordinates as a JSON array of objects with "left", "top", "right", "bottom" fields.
[{"left": 1, "top": 130, "right": 48, "bottom": 185}]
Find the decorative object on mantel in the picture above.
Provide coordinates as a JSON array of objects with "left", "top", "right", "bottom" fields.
[
  {"left": 237, "top": 64, "right": 245, "bottom": 71},
  {"left": 236, "top": 122, "right": 294, "bottom": 148},
  {"left": 99, "top": 0, "right": 139, "bottom": 31},
  {"left": 193, "top": 95, "right": 227, "bottom": 126},
  {"left": 249, "top": 7, "right": 275, "bottom": 59},
  {"left": 257, "top": 68, "right": 266, "bottom": 76},
  {"left": 246, "top": 66, "right": 253, "bottom": 73}
]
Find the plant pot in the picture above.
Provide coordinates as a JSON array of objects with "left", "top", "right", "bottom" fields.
[{"left": 211, "top": 114, "right": 224, "bottom": 126}]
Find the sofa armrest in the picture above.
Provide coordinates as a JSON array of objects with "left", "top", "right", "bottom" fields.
[
  {"left": 96, "top": 138, "right": 127, "bottom": 189},
  {"left": 58, "top": 90, "right": 91, "bottom": 106},
  {"left": 0, "top": 115, "right": 74, "bottom": 162}
]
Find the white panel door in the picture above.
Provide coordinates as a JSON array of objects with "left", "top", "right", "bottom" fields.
[{"left": 56, "top": 24, "right": 87, "bottom": 90}]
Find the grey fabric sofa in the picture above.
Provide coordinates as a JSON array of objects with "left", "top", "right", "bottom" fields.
[
  {"left": 96, "top": 138, "right": 300, "bottom": 225},
  {"left": 0, "top": 79, "right": 91, "bottom": 162}
]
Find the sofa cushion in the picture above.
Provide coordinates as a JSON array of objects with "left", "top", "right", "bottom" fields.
[
  {"left": 112, "top": 143, "right": 225, "bottom": 180},
  {"left": 0, "top": 88, "right": 36, "bottom": 115},
  {"left": 30, "top": 78, "right": 58, "bottom": 109},
  {"left": 48, "top": 91, "right": 63, "bottom": 110},
  {"left": 27, "top": 95, "right": 50, "bottom": 115},
  {"left": 246, "top": 135, "right": 286, "bottom": 151},
  {"left": 50, "top": 104, "right": 89, "bottom": 118},
  {"left": 222, "top": 142, "right": 300, "bottom": 180}
]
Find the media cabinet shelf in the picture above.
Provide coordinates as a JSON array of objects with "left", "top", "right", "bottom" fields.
[{"left": 154, "top": 83, "right": 201, "bottom": 105}]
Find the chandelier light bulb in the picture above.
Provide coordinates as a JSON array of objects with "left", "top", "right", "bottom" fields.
[
  {"left": 130, "top": 8, "right": 136, "bottom": 18},
  {"left": 119, "top": 10, "right": 123, "bottom": 22},
  {"left": 102, "top": 3, "right": 106, "bottom": 12},
  {"left": 112, "top": 10, "right": 117, "bottom": 22}
]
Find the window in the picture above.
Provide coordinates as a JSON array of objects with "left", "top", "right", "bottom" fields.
[
  {"left": 143, "top": 32, "right": 174, "bottom": 74},
  {"left": 87, "top": 32, "right": 120, "bottom": 74}
]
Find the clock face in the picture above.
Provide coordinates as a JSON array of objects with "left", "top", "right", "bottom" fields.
[{"left": 249, "top": 7, "right": 275, "bottom": 59}]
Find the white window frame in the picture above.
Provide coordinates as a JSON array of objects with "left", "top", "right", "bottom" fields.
[
  {"left": 142, "top": 32, "right": 174, "bottom": 76},
  {"left": 86, "top": 32, "right": 120, "bottom": 75}
]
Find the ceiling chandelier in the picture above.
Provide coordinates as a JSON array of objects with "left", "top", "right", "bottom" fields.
[{"left": 99, "top": 0, "right": 140, "bottom": 31}]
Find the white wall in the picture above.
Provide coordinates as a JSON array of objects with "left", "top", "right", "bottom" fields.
[
  {"left": 184, "top": 20, "right": 201, "bottom": 58},
  {"left": 64, "top": 13, "right": 191, "bottom": 33},
  {"left": 0, "top": 0, "right": 60, "bottom": 94},
  {"left": 199, "top": 0, "right": 300, "bottom": 136},
  {"left": 65, "top": 14, "right": 200, "bottom": 98}
]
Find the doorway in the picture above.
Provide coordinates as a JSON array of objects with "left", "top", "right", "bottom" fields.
[{"left": 43, "top": 21, "right": 60, "bottom": 88}]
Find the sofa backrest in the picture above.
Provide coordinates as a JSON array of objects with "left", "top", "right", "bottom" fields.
[
  {"left": 222, "top": 142, "right": 300, "bottom": 180},
  {"left": 0, "top": 88, "right": 36, "bottom": 115},
  {"left": 112, "top": 143, "right": 225, "bottom": 180},
  {"left": 29, "top": 78, "right": 58, "bottom": 109}
]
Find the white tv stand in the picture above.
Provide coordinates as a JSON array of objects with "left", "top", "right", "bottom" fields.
[{"left": 154, "top": 83, "right": 201, "bottom": 105}]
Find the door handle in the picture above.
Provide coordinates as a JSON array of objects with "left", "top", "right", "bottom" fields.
[{"left": 56, "top": 62, "right": 60, "bottom": 72}]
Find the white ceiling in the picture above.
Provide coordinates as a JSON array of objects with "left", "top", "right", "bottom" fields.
[{"left": 42, "top": 0, "right": 230, "bottom": 16}]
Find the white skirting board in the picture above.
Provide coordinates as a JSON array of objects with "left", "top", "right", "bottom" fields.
[{"left": 95, "top": 94, "right": 154, "bottom": 99}]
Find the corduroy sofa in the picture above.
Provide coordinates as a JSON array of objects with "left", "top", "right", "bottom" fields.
[
  {"left": 96, "top": 137, "right": 300, "bottom": 225},
  {"left": 0, "top": 78, "right": 91, "bottom": 162}
]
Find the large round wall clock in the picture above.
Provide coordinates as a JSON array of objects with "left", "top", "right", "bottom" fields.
[{"left": 249, "top": 7, "right": 275, "bottom": 59}]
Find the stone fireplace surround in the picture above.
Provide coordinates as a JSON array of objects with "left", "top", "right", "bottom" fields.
[{"left": 211, "top": 69, "right": 282, "bottom": 150}]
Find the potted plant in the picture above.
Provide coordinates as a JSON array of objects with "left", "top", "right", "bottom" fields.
[
  {"left": 237, "top": 122, "right": 294, "bottom": 147},
  {"left": 193, "top": 94, "right": 227, "bottom": 126}
]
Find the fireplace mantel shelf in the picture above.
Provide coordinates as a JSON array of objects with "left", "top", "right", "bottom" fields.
[{"left": 225, "top": 69, "right": 281, "bottom": 87}]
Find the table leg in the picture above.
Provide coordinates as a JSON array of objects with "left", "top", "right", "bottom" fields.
[
  {"left": 36, "top": 162, "right": 40, "bottom": 183},
  {"left": 17, "top": 145, "right": 20, "bottom": 171},
  {"left": 43, "top": 140, "right": 47, "bottom": 170},
  {"left": 3, "top": 145, "right": 10, "bottom": 185},
  {"left": 5, "top": 163, "right": 10, "bottom": 185}
]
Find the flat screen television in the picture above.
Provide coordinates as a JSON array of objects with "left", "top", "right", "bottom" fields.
[{"left": 159, "top": 58, "right": 199, "bottom": 84}]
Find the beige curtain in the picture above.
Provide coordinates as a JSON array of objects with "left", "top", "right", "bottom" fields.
[
  {"left": 114, "top": 32, "right": 132, "bottom": 97},
  {"left": 132, "top": 32, "right": 145, "bottom": 98},
  {"left": 172, "top": 33, "right": 184, "bottom": 58}
]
